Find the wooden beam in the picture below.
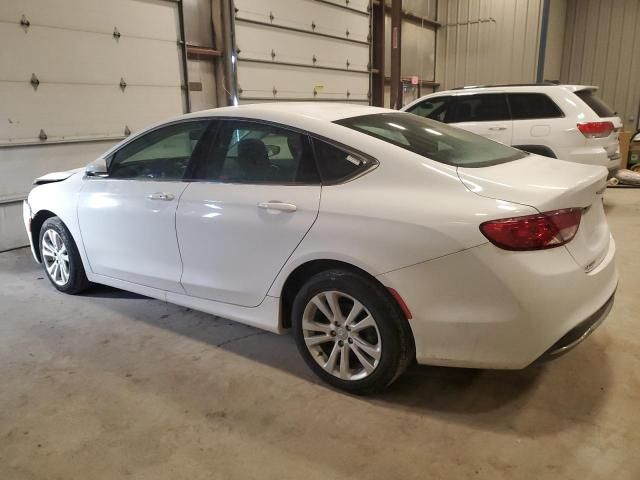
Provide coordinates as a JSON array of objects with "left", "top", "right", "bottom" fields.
[{"left": 186, "top": 45, "right": 223, "bottom": 58}]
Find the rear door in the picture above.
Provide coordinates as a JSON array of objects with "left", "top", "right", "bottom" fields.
[
  {"left": 176, "top": 119, "right": 321, "bottom": 307},
  {"left": 508, "top": 92, "right": 565, "bottom": 157},
  {"left": 448, "top": 93, "right": 512, "bottom": 145}
]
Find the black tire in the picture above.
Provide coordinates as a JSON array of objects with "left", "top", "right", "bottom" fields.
[
  {"left": 292, "top": 269, "right": 414, "bottom": 395},
  {"left": 39, "top": 217, "right": 91, "bottom": 294}
]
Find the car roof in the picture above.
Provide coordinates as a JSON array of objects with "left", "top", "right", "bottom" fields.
[
  {"left": 422, "top": 84, "right": 598, "bottom": 96},
  {"left": 184, "top": 102, "right": 393, "bottom": 123}
]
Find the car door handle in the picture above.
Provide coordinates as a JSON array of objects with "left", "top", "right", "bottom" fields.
[
  {"left": 488, "top": 126, "right": 507, "bottom": 131},
  {"left": 257, "top": 201, "right": 297, "bottom": 213},
  {"left": 147, "top": 192, "right": 175, "bottom": 201}
]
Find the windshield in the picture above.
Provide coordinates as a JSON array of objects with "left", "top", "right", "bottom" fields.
[{"left": 335, "top": 112, "right": 526, "bottom": 167}]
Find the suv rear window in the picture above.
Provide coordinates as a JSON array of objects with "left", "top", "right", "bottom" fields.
[
  {"left": 575, "top": 89, "right": 615, "bottom": 117},
  {"left": 508, "top": 93, "right": 564, "bottom": 119},
  {"left": 335, "top": 112, "right": 526, "bottom": 168}
]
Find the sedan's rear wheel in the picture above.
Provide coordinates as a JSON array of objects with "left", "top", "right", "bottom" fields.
[
  {"left": 292, "top": 269, "right": 414, "bottom": 394},
  {"left": 39, "top": 217, "right": 91, "bottom": 294}
]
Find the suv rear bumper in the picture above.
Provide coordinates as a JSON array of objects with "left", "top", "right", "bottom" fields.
[{"left": 559, "top": 146, "right": 621, "bottom": 171}]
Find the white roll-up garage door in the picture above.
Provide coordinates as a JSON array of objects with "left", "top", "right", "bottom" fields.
[
  {"left": 234, "top": 0, "right": 371, "bottom": 104},
  {"left": 0, "top": 0, "right": 187, "bottom": 250}
]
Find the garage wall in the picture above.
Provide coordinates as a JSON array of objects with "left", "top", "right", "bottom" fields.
[
  {"left": 0, "top": 0, "right": 188, "bottom": 251},
  {"left": 436, "top": 0, "right": 544, "bottom": 90},
  {"left": 234, "top": 0, "right": 370, "bottom": 103},
  {"left": 560, "top": 0, "right": 640, "bottom": 130}
]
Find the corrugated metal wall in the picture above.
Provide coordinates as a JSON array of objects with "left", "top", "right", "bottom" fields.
[
  {"left": 561, "top": 0, "right": 640, "bottom": 130},
  {"left": 436, "top": 0, "right": 543, "bottom": 89}
]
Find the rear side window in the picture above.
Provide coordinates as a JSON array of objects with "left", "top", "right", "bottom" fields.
[
  {"left": 575, "top": 89, "right": 615, "bottom": 117},
  {"left": 406, "top": 96, "right": 451, "bottom": 122},
  {"left": 312, "top": 139, "right": 371, "bottom": 183},
  {"left": 335, "top": 112, "right": 526, "bottom": 168},
  {"left": 448, "top": 94, "right": 510, "bottom": 122},
  {"left": 508, "top": 93, "right": 564, "bottom": 119}
]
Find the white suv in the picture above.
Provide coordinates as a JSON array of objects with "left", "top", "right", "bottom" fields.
[{"left": 402, "top": 84, "right": 622, "bottom": 171}]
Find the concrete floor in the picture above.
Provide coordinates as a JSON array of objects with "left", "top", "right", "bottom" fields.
[{"left": 1, "top": 189, "right": 639, "bottom": 480}]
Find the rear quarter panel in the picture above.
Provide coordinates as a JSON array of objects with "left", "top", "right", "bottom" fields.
[{"left": 268, "top": 145, "right": 535, "bottom": 296}]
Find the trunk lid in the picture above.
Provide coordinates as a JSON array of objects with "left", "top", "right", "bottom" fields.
[{"left": 458, "top": 154, "right": 610, "bottom": 271}]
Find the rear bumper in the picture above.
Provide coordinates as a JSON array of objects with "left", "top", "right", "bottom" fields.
[
  {"left": 534, "top": 291, "right": 614, "bottom": 363},
  {"left": 378, "top": 236, "right": 618, "bottom": 369},
  {"left": 559, "top": 146, "right": 621, "bottom": 171}
]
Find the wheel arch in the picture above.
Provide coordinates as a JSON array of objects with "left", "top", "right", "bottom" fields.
[{"left": 278, "top": 259, "right": 412, "bottom": 331}]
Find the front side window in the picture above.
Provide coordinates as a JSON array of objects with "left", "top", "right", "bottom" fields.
[
  {"left": 448, "top": 93, "right": 510, "bottom": 123},
  {"left": 335, "top": 112, "right": 526, "bottom": 168},
  {"left": 508, "top": 93, "right": 564, "bottom": 119},
  {"left": 195, "top": 121, "right": 319, "bottom": 184},
  {"left": 406, "top": 96, "right": 451, "bottom": 122},
  {"left": 109, "top": 121, "right": 209, "bottom": 180}
]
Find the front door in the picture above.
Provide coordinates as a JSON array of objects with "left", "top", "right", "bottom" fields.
[
  {"left": 177, "top": 119, "right": 321, "bottom": 307},
  {"left": 78, "top": 120, "right": 210, "bottom": 292}
]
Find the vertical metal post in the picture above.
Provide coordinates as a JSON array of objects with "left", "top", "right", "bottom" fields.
[
  {"left": 536, "top": 0, "right": 550, "bottom": 83},
  {"left": 371, "top": 0, "right": 385, "bottom": 107},
  {"left": 221, "top": 0, "right": 239, "bottom": 106},
  {"left": 389, "top": 0, "right": 402, "bottom": 109},
  {"left": 177, "top": 0, "right": 191, "bottom": 113}
]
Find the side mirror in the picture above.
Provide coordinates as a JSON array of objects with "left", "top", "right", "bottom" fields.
[
  {"left": 266, "top": 144, "right": 281, "bottom": 157},
  {"left": 85, "top": 157, "right": 108, "bottom": 178}
]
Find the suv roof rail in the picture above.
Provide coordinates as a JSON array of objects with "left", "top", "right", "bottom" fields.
[{"left": 451, "top": 82, "right": 559, "bottom": 90}]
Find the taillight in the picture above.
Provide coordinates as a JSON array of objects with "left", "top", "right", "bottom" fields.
[
  {"left": 577, "top": 121, "right": 614, "bottom": 138},
  {"left": 480, "top": 208, "right": 583, "bottom": 251}
]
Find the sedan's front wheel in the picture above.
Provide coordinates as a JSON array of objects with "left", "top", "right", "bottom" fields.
[
  {"left": 292, "top": 269, "right": 414, "bottom": 394},
  {"left": 39, "top": 217, "right": 91, "bottom": 294}
]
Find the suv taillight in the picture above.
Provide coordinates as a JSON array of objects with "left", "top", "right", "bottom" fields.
[
  {"left": 577, "top": 121, "right": 614, "bottom": 138},
  {"left": 480, "top": 208, "right": 583, "bottom": 251}
]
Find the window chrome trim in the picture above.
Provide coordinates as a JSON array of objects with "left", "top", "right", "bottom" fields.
[{"left": 186, "top": 116, "right": 380, "bottom": 187}]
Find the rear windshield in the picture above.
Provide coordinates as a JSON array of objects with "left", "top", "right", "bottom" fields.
[
  {"left": 575, "top": 89, "right": 615, "bottom": 117},
  {"left": 335, "top": 112, "right": 526, "bottom": 168}
]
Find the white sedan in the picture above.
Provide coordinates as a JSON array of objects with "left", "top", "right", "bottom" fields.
[{"left": 24, "top": 103, "right": 618, "bottom": 394}]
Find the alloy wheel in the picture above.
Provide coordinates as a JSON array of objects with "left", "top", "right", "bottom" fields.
[
  {"left": 302, "top": 291, "right": 382, "bottom": 381},
  {"left": 41, "top": 229, "right": 70, "bottom": 286}
]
